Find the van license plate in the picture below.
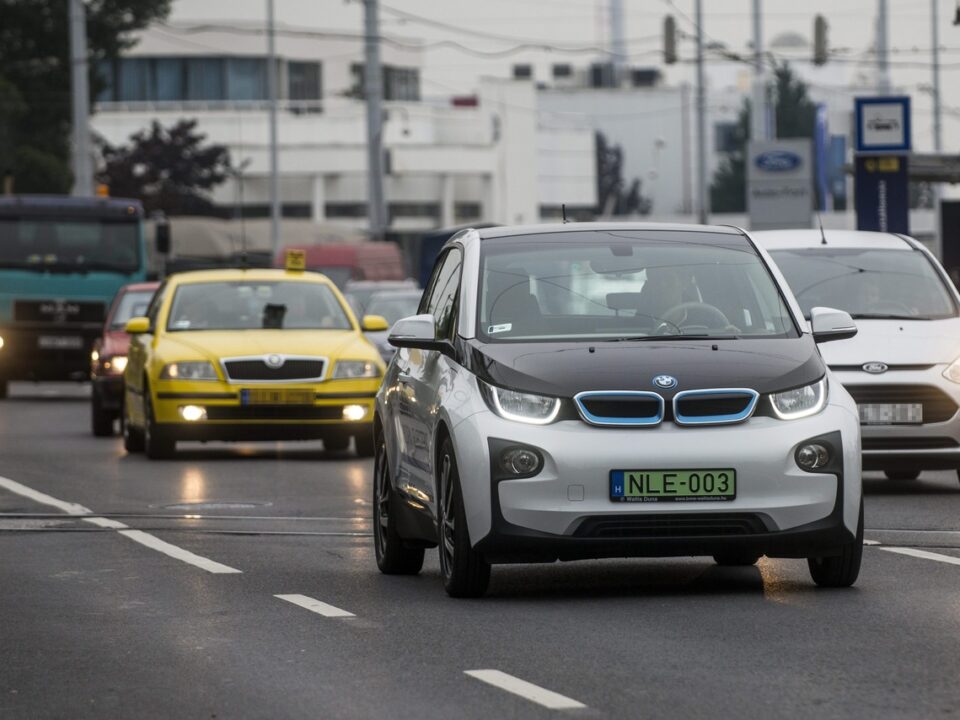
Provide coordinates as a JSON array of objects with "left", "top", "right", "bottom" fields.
[
  {"left": 610, "top": 469, "right": 736, "bottom": 502},
  {"left": 858, "top": 403, "right": 923, "bottom": 425}
]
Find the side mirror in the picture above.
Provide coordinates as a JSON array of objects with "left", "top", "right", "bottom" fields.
[
  {"left": 361, "top": 314, "right": 390, "bottom": 332},
  {"left": 155, "top": 220, "right": 171, "bottom": 255},
  {"left": 388, "top": 314, "right": 452, "bottom": 355},
  {"left": 125, "top": 316, "right": 151, "bottom": 335},
  {"left": 810, "top": 306, "right": 857, "bottom": 343}
]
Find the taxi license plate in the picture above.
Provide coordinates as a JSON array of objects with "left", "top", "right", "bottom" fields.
[
  {"left": 610, "top": 469, "right": 736, "bottom": 503},
  {"left": 240, "top": 388, "right": 314, "bottom": 405},
  {"left": 38, "top": 335, "right": 83, "bottom": 350},
  {"left": 858, "top": 403, "right": 923, "bottom": 425}
]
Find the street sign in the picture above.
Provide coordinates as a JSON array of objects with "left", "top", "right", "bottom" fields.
[
  {"left": 854, "top": 155, "right": 909, "bottom": 234},
  {"left": 854, "top": 96, "right": 911, "bottom": 153},
  {"left": 747, "top": 139, "right": 813, "bottom": 231}
]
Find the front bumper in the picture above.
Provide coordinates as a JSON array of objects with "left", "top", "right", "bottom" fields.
[
  {"left": 0, "top": 325, "right": 100, "bottom": 381},
  {"left": 451, "top": 401, "right": 861, "bottom": 561},
  {"left": 832, "top": 367, "right": 960, "bottom": 471}
]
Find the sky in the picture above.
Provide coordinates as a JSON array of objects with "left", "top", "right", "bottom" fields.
[{"left": 164, "top": 0, "right": 958, "bottom": 153}]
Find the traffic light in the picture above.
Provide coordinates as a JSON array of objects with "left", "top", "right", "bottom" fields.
[
  {"left": 814, "top": 15, "right": 828, "bottom": 65},
  {"left": 664, "top": 15, "right": 677, "bottom": 65}
]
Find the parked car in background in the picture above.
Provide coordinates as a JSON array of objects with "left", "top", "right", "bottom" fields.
[
  {"left": 755, "top": 229, "right": 960, "bottom": 481},
  {"left": 357, "top": 288, "right": 424, "bottom": 362},
  {"left": 276, "top": 243, "right": 408, "bottom": 288},
  {"left": 90, "top": 282, "right": 159, "bottom": 436},
  {"left": 343, "top": 279, "right": 420, "bottom": 318}
]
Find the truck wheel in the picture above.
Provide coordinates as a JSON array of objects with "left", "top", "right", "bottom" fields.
[
  {"left": 143, "top": 387, "right": 176, "bottom": 460},
  {"left": 91, "top": 390, "right": 114, "bottom": 437},
  {"left": 808, "top": 498, "right": 863, "bottom": 588}
]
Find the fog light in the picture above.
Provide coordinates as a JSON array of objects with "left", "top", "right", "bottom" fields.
[
  {"left": 343, "top": 404, "right": 367, "bottom": 421},
  {"left": 499, "top": 446, "right": 543, "bottom": 476},
  {"left": 797, "top": 443, "right": 830, "bottom": 471},
  {"left": 0, "top": 335, "right": 5, "bottom": 350},
  {"left": 179, "top": 405, "right": 207, "bottom": 422}
]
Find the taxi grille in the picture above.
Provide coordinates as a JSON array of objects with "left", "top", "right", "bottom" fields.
[
  {"left": 845, "top": 385, "right": 958, "bottom": 424},
  {"left": 222, "top": 358, "right": 326, "bottom": 382}
]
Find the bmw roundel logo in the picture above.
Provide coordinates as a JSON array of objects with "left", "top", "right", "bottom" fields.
[
  {"left": 653, "top": 374, "right": 678, "bottom": 390},
  {"left": 265, "top": 354, "right": 285, "bottom": 369},
  {"left": 862, "top": 362, "right": 888, "bottom": 374}
]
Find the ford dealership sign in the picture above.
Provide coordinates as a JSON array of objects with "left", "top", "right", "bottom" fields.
[
  {"left": 755, "top": 150, "right": 802, "bottom": 172},
  {"left": 747, "top": 139, "right": 812, "bottom": 231}
]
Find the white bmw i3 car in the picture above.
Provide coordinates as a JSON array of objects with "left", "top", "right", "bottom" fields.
[{"left": 373, "top": 223, "right": 863, "bottom": 597}]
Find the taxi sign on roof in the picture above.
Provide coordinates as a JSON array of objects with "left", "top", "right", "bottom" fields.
[{"left": 285, "top": 249, "right": 306, "bottom": 272}]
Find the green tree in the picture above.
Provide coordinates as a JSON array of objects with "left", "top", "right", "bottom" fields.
[
  {"left": 710, "top": 63, "right": 819, "bottom": 213},
  {"left": 98, "top": 119, "right": 232, "bottom": 215},
  {"left": 0, "top": 0, "right": 172, "bottom": 194}
]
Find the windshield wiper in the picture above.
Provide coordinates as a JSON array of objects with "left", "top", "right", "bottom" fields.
[
  {"left": 606, "top": 334, "right": 739, "bottom": 342},
  {"left": 850, "top": 313, "right": 926, "bottom": 321}
]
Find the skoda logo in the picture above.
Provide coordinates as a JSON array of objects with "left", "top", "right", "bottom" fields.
[
  {"left": 265, "top": 354, "right": 285, "bottom": 369},
  {"left": 862, "top": 362, "right": 889, "bottom": 374},
  {"left": 653, "top": 374, "right": 678, "bottom": 390},
  {"left": 755, "top": 150, "right": 802, "bottom": 172}
]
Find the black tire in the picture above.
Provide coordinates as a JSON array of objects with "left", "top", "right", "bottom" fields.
[
  {"left": 123, "top": 402, "right": 144, "bottom": 453},
  {"left": 437, "top": 436, "right": 490, "bottom": 598},
  {"left": 143, "top": 386, "right": 176, "bottom": 460},
  {"left": 91, "top": 390, "right": 115, "bottom": 437},
  {"left": 808, "top": 498, "right": 864, "bottom": 588},
  {"left": 0, "top": 378, "right": 8, "bottom": 399},
  {"left": 373, "top": 434, "right": 424, "bottom": 575},
  {"left": 885, "top": 470, "right": 920, "bottom": 481},
  {"left": 355, "top": 430, "right": 375, "bottom": 458},
  {"left": 324, "top": 435, "right": 350, "bottom": 453},
  {"left": 713, "top": 552, "right": 761, "bottom": 566}
]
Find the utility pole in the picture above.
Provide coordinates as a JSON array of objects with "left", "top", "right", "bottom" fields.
[
  {"left": 932, "top": 0, "right": 944, "bottom": 259},
  {"left": 364, "top": 0, "right": 387, "bottom": 241},
  {"left": 877, "top": 0, "right": 891, "bottom": 93},
  {"left": 695, "top": 0, "right": 707, "bottom": 224},
  {"left": 69, "top": 0, "right": 92, "bottom": 197},
  {"left": 266, "top": 0, "right": 281, "bottom": 256},
  {"left": 751, "top": 0, "right": 767, "bottom": 141},
  {"left": 609, "top": 0, "right": 627, "bottom": 85}
]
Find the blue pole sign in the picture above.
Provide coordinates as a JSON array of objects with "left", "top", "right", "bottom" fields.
[{"left": 854, "top": 155, "right": 909, "bottom": 234}]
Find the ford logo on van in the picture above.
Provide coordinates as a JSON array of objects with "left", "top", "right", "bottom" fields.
[{"left": 755, "top": 151, "right": 802, "bottom": 172}]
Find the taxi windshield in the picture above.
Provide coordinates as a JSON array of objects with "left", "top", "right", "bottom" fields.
[{"left": 167, "top": 281, "right": 352, "bottom": 331}]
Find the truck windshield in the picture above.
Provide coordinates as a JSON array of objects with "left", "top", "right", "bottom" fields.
[{"left": 0, "top": 218, "right": 141, "bottom": 273}]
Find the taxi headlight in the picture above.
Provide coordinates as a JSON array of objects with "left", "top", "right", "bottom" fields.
[
  {"left": 944, "top": 357, "right": 960, "bottom": 384},
  {"left": 770, "top": 378, "right": 828, "bottom": 420},
  {"left": 478, "top": 378, "right": 560, "bottom": 425},
  {"left": 333, "top": 360, "right": 380, "bottom": 379},
  {"left": 160, "top": 361, "right": 218, "bottom": 381}
]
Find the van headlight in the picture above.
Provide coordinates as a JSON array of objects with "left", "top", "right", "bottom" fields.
[
  {"left": 160, "top": 361, "right": 218, "bottom": 381},
  {"left": 769, "top": 378, "right": 828, "bottom": 420},
  {"left": 478, "top": 378, "right": 560, "bottom": 425}
]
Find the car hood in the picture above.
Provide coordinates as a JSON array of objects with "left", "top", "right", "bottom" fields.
[
  {"left": 819, "top": 318, "right": 960, "bottom": 367},
  {"left": 101, "top": 330, "right": 131, "bottom": 357},
  {"left": 156, "top": 330, "right": 380, "bottom": 364},
  {"left": 464, "top": 336, "right": 824, "bottom": 397}
]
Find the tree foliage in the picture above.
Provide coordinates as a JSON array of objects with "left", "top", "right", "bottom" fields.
[
  {"left": 98, "top": 119, "right": 232, "bottom": 215},
  {"left": 596, "top": 132, "right": 652, "bottom": 216},
  {"left": 710, "top": 63, "right": 819, "bottom": 213},
  {"left": 0, "top": 0, "right": 172, "bottom": 193}
]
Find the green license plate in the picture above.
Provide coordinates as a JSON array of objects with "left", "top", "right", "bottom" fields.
[{"left": 610, "top": 469, "right": 736, "bottom": 503}]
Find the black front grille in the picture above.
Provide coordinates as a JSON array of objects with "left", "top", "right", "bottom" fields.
[
  {"left": 223, "top": 359, "right": 325, "bottom": 381},
  {"left": 675, "top": 393, "right": 754, "bottom": 419},
  {"left": 579, "top": 396, "right": 661, "bottom": 419},
  {"left": 205, "top": 405, "right": 342, "bottom": 421},
  {"left": 846, "top": 385, "right": 958, "bottom": 424},
  {"left": 862, "top": 437, "right": 959, "bottom": 451},
  {"left": 14, "top": 300, "right": 104, "bottom": 323},
  {"left": 574, "top": 513, "right": 768, "bottom": 539}
]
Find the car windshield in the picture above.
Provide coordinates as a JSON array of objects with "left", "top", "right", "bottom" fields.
[
  {"left": 364, "top": 291, "right": 422, "bottom": 325},
  {"left": 109, "top": 290, "right": 154, "bottom": 329},
  {"left": 478, "top": 230, "right": 798, "bottom": 342},
  {"left": 769, "top": 248, "right": 957, "bottom": 320},
  {"left": 0, "top": 218, "right": 141, "bottom": 273},
  {"left": 167, "top": 281, "right": 352, "bottom": 331}
]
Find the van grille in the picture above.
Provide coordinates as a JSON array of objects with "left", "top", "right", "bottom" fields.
[{"left": 846, "top": 385, "right": 958, "bottom": 424}]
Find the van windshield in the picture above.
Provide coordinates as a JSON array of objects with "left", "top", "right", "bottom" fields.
[
  {"left": 478, "top": 230, "right": 797, "bottom": 342},
  {"left": 770, "top": 248, "right": 957, "bottom": 320}
]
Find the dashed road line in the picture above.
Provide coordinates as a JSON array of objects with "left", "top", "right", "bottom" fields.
[
  {"left": 275, "top": 594, "right": 355, "bottom": 617},
  {"left": 0, "top": 474, "right": 242, "bottom": 574},
  {"left": 879, "top": 546, "right": 960, "bottom": 567},
  {"left": 465, "top": 670, "right": 587, "bottom": 710}
]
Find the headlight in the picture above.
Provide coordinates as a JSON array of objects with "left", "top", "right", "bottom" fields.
[
  {"left": 770, "top": 378, "right": 828, "bottom": 420},
  {"left": 333, "top": 360, "right": 380, "bottom": 379},
  {"left": 478, "top": 378, "right": 561, "bottom": 425},
  {"left": 944, "top": 358, "right": 960, "bottom": 383},
  {"left": 106, "top": 355, "right": 128, "bottom": 374},
  {"left": 160, "top": 361, "right": 218, "bottom": 381}
]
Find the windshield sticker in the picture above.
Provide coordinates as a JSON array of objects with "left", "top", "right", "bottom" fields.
[
  {"left": 172, "top": 320, "right": 192, "bottom": 329},
  {"left": 488, "top": 323, "right": 512, "bottom": 334}
]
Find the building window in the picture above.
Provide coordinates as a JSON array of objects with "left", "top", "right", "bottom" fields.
[
  {"left": 552, "top": 64, "right": 572, "bottom": 79},
  {"left": 513, "top": 64, "right": 533, "bottom": 80},
  {"left": 154, "top": 58, "right": 184, "bottom": 101},
  {"left": 185, "top": 58, "right": 226, "bottom": 101},
  {"left": 714, "top": 122, "right": 740, "bottom": 154},
  {"left": 227, "top": 58, "right": 266, "bottom": 101},
  {"left": 288, "top": 61, "right": 322, "bottom": 101},
  {"left": 350, "top": 64, "right": 420, "bottom": 101}
]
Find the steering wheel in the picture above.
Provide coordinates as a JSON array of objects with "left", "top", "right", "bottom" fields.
[{"left": 660, "top": 302, "right": 732, "bottom": 332}]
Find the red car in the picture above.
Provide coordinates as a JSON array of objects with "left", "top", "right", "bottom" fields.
[{"left": 91, "top": 281, "right": 159, "bottom": 436}]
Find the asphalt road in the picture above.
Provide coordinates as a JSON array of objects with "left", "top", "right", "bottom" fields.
[{"left": 3, "top": 383, "right": 960, "bottom": 719}]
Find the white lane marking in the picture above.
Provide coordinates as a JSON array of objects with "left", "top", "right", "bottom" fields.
[
  {"left": 274, "top": 593, "right": 355, "bottom": 618},
  {"left": 879, "top": 546, "right": 960, "bottom": 567},
  {"left": 863, "top": 539, "right": 881, "bottom": 546},
  {"left": 0, "top": 476, "right": 93, "bottom": 516},
  {"left": 83, "top": 517, "right": 129, "bottom": 529},
  {"left": 118, "top": 530, "right": 242, "bottom": 574},
  {"left": 464, "top": 670, "right": 587, "bottom": 710}
]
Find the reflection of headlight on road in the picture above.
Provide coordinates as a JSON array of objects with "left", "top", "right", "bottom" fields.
[
  {"left": 108, "top": 355, "right": 128, "bottom": 374},
  {"left": 342, "top": 404, "right": 367, "bottom": 421},
  {"left": 179, "top": 405, "right": 207, "bottom": 422}
]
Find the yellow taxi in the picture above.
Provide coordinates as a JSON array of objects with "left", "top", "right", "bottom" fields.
[{"left": 121, "top": 262, "right": 389, "bottom": 459}]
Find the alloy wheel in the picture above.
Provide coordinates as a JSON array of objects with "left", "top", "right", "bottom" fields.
[{"left": 439, "top": 452, "right": 455, "bottom": 577}]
